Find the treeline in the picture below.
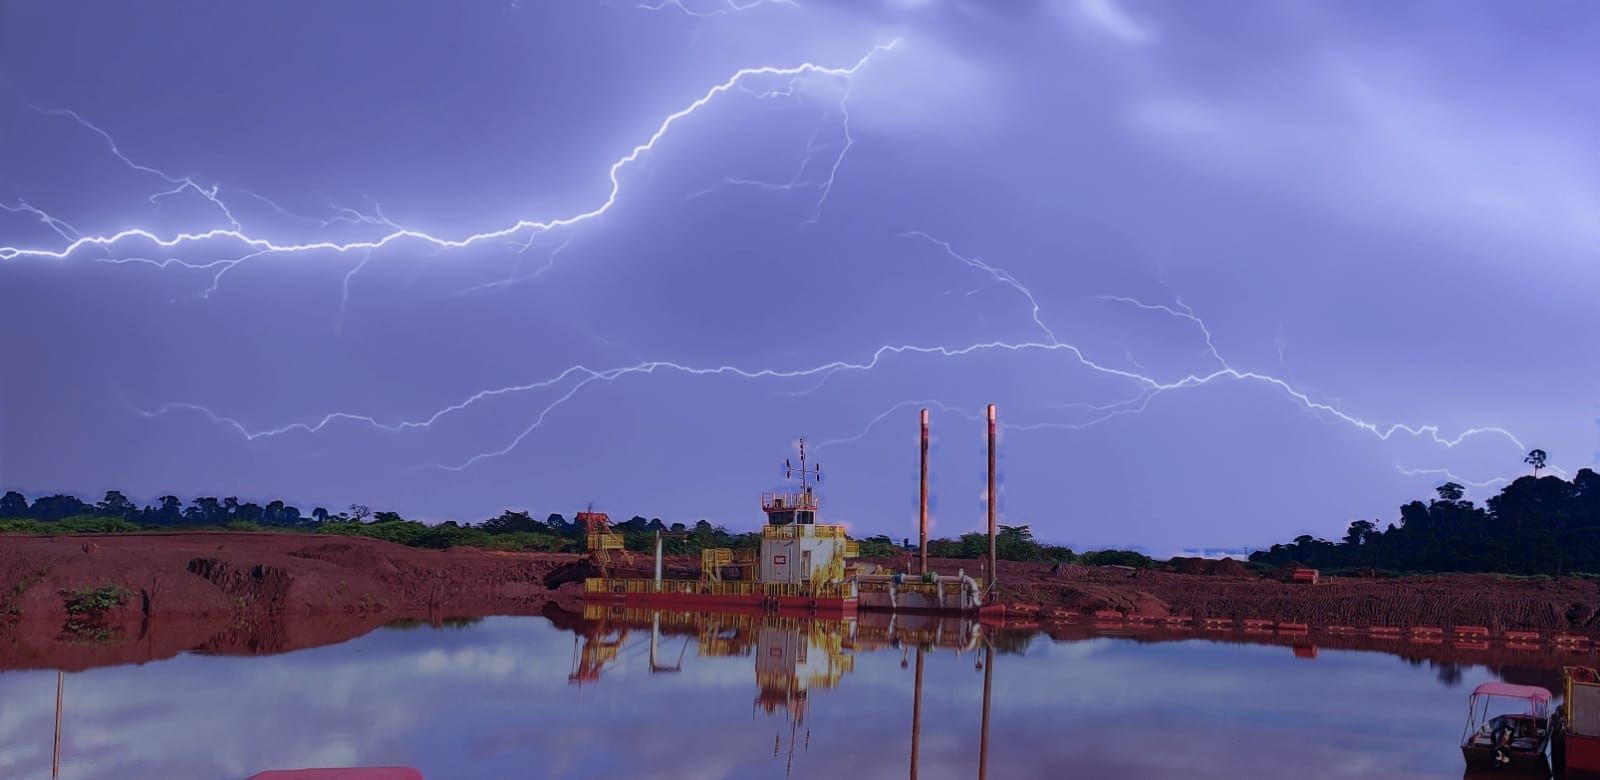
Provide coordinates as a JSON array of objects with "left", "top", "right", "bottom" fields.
[
  {"left": 0, "top": 489, "right": 1159, "bottom": 565},
  {"left": 920, "top": 524, "right": 1154, "bottom": 567},
  {"left": 1250, "top": 465, "right": 1600, "bottom": 575},
  {"left": 0, "top": 490, "right": 764, "bottom": 554}
]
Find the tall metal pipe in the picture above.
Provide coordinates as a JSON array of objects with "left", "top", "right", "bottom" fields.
[
  {"left": 987, "top": 403, "right": 997, "bottom": 587},
  {"left": 919, "top": 408, "right": 929, "bottom": 576},
  {"left": 654, "top": 531, "right": 663, "bottom": 590}
]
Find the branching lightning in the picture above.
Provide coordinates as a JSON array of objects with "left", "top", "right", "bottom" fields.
[
  {"left": 139, "top": 209, "right": 1541, "bottom": 480},
  {"left": 0, "top": 200, "right": 85, "bottom": 243},
  {"left": 32, "top": 107, "right": 245, "bottom": 231},
  {"left": 1, "top": 43, "right": 900, "bottom": 273},
  {"left": 1393, "top": 465, "right": 1511, "bottom": 490},
  {"left": 638, "top": 0, "right": 798, "bottom": 18}
]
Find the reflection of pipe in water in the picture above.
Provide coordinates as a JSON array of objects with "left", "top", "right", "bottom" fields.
[
  {"left": 910, "top": 647, "right": 924, "bottom": 779},
  {"left": 979, "top": 640, "right": 993, "bottom": 780},
  {"left": 53, "top": 671, "right": 63, "bottom": 779}
]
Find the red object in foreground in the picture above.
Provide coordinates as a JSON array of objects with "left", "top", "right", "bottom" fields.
[{"left": 247, "top": 769, "right": 423, "bottom": 780}]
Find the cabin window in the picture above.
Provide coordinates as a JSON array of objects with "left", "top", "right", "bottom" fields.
[
  {"left": 769, "top": 511, "right": 796, "bottom": 526},
  {"left": 796, "top": 510, "right": 814, "bottom": 525}
]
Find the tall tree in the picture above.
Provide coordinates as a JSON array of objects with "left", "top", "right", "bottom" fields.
[
  {"left": 97, "top": 490, "right": 137, "bottom": 517},
  {"left": 1525, "top": 449, "right": 1548, "bottom": 478},
  {"left": 1435, "top": 482, "right": 1465, "bottom": 503},
  {"left": 0, "top": 491, "right": 27, "bottom": 517},
  {"left": 154, "top": 495, "right": 183, "bottom": 524}
]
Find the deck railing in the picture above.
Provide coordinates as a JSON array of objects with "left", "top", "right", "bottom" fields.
[
  {"left": 761, "top": 524, "right": 849, "bottom": 540},
  {"left": 761, "top": 491, "right": 818, "bottom": 512}
]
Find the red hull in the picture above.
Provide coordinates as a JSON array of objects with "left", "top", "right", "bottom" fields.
[{"left": 587, "top": 590, "right": 857, "bottom": 614}]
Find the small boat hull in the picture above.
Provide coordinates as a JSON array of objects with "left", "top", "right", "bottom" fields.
[{"left": 1460, "top": 744, "right": 1549, "bottom": 774}]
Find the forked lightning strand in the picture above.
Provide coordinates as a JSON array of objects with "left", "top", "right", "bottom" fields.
[{"left": 1, "top": 42, "right": 900, "bottom": 266}]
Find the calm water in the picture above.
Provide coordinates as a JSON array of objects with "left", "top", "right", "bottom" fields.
[{"left": 0, "top": 610, "right": 1549, "bottom": 779}]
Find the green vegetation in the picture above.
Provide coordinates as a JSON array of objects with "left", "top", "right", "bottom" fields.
[
  {"left": 925, "top": 524, "right": 1077, "bottom": 563},
  {"left": 1252, "top": 458, "right": 1600, "bottom": 576},
  {"left": 61, "top": 585, "right": 131, "bottom": 616}
]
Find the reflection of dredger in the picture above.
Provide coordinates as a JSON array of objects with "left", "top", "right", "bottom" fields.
[{"left": 569, "top": 605, "right": 997, "bottom": 778}]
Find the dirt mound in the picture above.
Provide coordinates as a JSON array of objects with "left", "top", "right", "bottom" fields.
[
  {"left": 1209, "top": 558, "right": 1252, "bottom": 578},
  {"left": 544, "top": 559, "right": 602, "bottom": 589},
  {"left": 1168, "top": 556, "right": 1251, "bottom": 577},
  {"left": 0, "top": 532, "right": 577, "bottom": 646}
]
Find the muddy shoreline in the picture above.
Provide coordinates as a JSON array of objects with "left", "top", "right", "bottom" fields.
[{"left": 5, "top": 533, "right": 1600, "bottom": 674}]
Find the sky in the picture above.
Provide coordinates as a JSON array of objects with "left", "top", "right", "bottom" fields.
[{"left": 1, "top": 0, "right": 1597, "bottom": 553}]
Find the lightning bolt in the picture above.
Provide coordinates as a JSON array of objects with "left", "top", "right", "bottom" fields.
[
  {"left": 32, "top": 106, "right": 245, "bottom": 231},
  {"left": 809, "top": 234, "right": 1537, "bottom": 465},
  {"left": 1097, "top": 294, "right": 1222, "bottom": 366},
  {"left": 1393, "top": 465, "right": 1511, "bottom": 490},
  {"left": 141, "top": 218, "right": 1538, "bottom": 477},
  {"left": 0, "top": 200, "right": 85, "bottom": 243},
  {"left": 2, "top": 42, "right": 901, "bottom": 276},
  {"left": 637, "top": 0, "right": 798, "bottom": 18}
]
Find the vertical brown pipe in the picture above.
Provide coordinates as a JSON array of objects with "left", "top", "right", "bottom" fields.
[
  {"left": 979, "top": 640, "right": 993, "bottom": 780},
  {"left": 919, "top": 408, "right": 929, "bottom": 576},
  {"left": 910, "top": 646, "right": 924, "bottom": 779},
  {"left": 987, "top": 403, "right": 997, "bottom": 588}
]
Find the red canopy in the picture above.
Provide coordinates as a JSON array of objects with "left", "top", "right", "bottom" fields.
[{"left": 1471, "top": 682, "right": 1553, "bottom": 703}]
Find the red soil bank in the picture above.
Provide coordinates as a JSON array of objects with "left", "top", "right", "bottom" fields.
[
  {"left": 868, "top": 556, "right": 1600, "bottom": 634},
  {"left": 0, "top": 532, "right": 584, "bottom": 670},
  {"left": 7, "top": 537, "right": 1600, "bottom": 674}
]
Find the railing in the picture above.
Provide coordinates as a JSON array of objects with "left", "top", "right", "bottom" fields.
[
  {"left": 761, "top": 491, "right": 818, "bottom": 512},
  {"left": 761, "top": 524, "right": 850, "bottom": 540},
  {"left": 586, "top": 533, "right": 624, "bottom": 550},
  {"left": 843, "top": 540, "right": 860, "bottom": 557}
]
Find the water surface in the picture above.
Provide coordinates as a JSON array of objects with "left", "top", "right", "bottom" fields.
[{"left": 0, "top": 611, "right": 1549, "bottom": 779}]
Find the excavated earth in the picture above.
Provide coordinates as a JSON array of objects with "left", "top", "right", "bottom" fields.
[
  {"left": 0, "top": 532, "right": 591, "bottom": 671},
  {"left": 6, "top": 535, "right": 1600, "bottom": 673},
  {"left": 865, "top": 555, "right": 1600, "bottom": 634}
]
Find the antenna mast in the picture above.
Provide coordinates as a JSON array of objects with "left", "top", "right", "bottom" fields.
[{"left": 784, "top": 437, "right": 822, "bottom": 492}]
